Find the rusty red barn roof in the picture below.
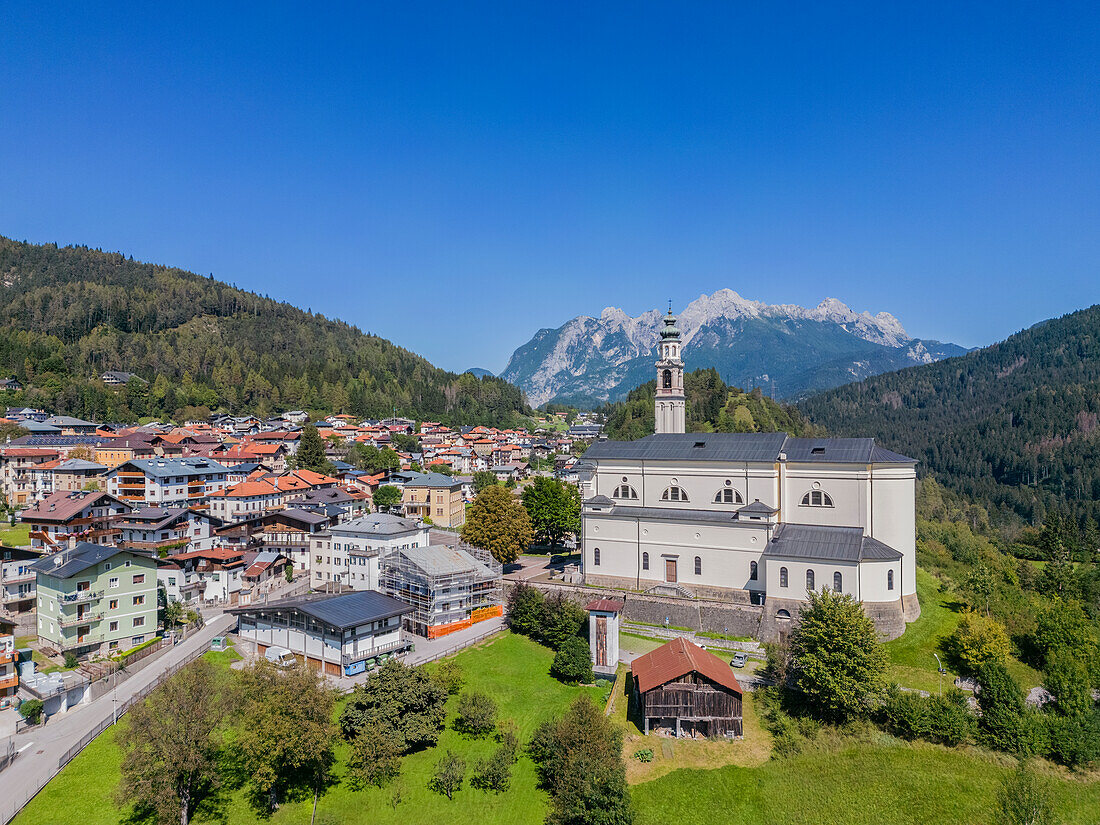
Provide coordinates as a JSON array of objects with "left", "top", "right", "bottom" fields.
[
  {"left": 585, "top": 598, "right": 625, "bottom": 613},
  {"left": 631, "top": 636, "right": 743, "bottom": 696}
]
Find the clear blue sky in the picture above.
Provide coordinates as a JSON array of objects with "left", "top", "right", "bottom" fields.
[{"left": 2, "top": 3, "right": 1098, "bottom": 373}]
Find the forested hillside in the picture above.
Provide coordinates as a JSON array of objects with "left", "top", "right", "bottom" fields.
[
  {"left": 799, "top": 304, "right": 1100, "bottom": 527},
  {"left": 0, "top": 237, "right": 528, "bottom": 424},
  {"left": 601, "top": 368, "right": 818, "bottom": 440}
]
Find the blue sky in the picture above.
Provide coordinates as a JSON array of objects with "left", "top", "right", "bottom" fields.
[{"left": 2, "top": 3, "right": 1098, "bottom": 373}]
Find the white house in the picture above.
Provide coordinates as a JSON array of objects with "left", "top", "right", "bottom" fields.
[{"left": 310, "top": 513, "right": 429, "bottom": 591}]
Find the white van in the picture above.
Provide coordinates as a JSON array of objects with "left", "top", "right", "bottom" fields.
[{"left": 264, "top": 646, "right": 297, "bottom": 667}]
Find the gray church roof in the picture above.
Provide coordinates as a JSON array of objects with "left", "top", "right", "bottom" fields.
[
  {"left": 584, "top": 433, "right": 916, "bottom": 465},
  {"left": 763, "top": 524, "right": 902, "bottom": 562}
]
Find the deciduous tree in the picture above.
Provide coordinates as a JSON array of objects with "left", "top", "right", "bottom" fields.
[
  {"left": 461, "top": 485, "right": 533, "bottom": 565},
  {"left": 521, "top": 477, "right": 581, "bottom": 548},
  {"left": 788, "top": 589, "right": 887, "bottom": 722},
  {"left": 116, "top": 659, "right": 225, "bottom": 825}
]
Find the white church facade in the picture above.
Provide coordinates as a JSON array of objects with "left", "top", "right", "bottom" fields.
[{"left": 579, "top": 309, "right": 920, "bottom": 637}]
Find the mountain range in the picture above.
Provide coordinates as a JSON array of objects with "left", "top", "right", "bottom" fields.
[
  {"left": 798, "top": 303, "right": 1100, "bottom": 526},
  {"left": 501, "top": 289, "right": 968, "bottom": 407}
]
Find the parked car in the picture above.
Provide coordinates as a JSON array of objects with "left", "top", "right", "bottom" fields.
[
  {"left": 729, "top": 652, "right": 747, "bottom": 668},
  {"left": 264, "top": 646, "right": 297, "bottom": 667}
]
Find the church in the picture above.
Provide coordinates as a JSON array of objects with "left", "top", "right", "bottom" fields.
[{"left": 580, "top": 308, "right": 920, "bottom": 637}]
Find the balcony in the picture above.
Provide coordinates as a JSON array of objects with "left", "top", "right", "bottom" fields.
[
  {"left": 59, "top": 611, "right": 103, "bottom": 628},
  {"left": 58, "top": 589, "right": 103, "bottom": 605},
  {"left": 340, "top": 637, "right": 405, "bottom": 666},
  {"left": 0, "top": 672, "right": 18, "bottom": 691},
  {"left": 2, "top": 590, "right": 34, "bottom": 604},
  {"left": 62, "top": 632, "right": 105, "bottom": 650},
  {"left": 3, "top": 571, "right": 35, "bottom": 584}
]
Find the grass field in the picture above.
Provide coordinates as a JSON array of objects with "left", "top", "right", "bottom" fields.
[
  {"left": 885, "top": 568, "right": 1042, "bottom": 693},
  {"left": 632, "top": 739, "right": 1100, "bottom": 825},
  {"left": 14, "top": 632, "right": 604, "bottom": 825},
  {"left": 0, "top": 523, "right": 31, "bottom": 546}
]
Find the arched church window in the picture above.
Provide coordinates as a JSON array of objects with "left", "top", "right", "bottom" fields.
[
  {"left": 612, "top": 484, "right": 638, "bottom": 500},
  {"left": 662, "top": 369, "right": 672, "bottom": 389},
  {"left": 642, "top": 552, "right": 649, "bottom": 570},
  {"left": 887, "top": 569, "right": 894, "bottom": 591},
  {"left": 833, "top": 571, "right": 842, "bottom": 592},
  {"left": 749, "top": 560, "right": 758, "bottom": 580},
  {"left": 593, "top": 548, "right": 600, "bottom": 566},
  {"left": 806, "top": 569, "right": 815, "bottom": 591},
  {"left": 661, "top": 486, "right": 689, "bottom": 502},
  {"left": 714, "top": 488, "right": 744, "bottom": 504},
  {"left": 800, "top": 490, "right": 834, "bottom": 507},
  {"left": 779, "top": 567, "right": 788, "bottom": 588},
  {"left": 694, "top": 556, "right": 702, "bottom": 575}
]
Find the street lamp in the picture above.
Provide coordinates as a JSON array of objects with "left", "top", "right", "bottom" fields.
[{"left": 933, "top": 653, "right": 946, "bottom": 696}]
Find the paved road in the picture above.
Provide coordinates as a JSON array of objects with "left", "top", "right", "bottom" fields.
[{"left": 0, "top": 612, "right": 235, "bottom": 825}]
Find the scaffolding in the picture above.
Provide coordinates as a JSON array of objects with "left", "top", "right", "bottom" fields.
[{"left": 379, "top": 542, "right": 503, "bottom": 638}]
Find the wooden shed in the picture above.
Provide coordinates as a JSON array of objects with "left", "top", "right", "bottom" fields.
[{"left": 631, "top": 637, "right": 743, "bottom": 738}]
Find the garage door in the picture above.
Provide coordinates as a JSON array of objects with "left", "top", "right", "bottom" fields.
[
  {"left": 258, "top": 644, "right": 268, "bottom": 657},
  {"left": 324, "top": 661, "right": 341, "bottom": 677},
  {"left": 306, "top": 656, "right": 322, "bottom": 671}
]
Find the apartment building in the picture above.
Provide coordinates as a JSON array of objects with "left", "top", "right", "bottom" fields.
[
  {"left": 105, "top": 457, "right": 230, "bottom": 507},
  {"left": 30, "top": 543, "right": 159, "bottom": 657},
  {"left": 401, "top": 472, "right": 466, "bottom": 529},
  {"left": 20, "top": 490, "right": 130, "bottom": 550}
]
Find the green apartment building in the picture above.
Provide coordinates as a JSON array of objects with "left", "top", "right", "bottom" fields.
[{"left": 30, "top": 542, "right": 159, "bottom": 657}]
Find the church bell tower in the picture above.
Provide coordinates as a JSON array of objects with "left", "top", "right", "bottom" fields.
[{"left": 654, "top": 304, "right": 685, "bottom": 434}]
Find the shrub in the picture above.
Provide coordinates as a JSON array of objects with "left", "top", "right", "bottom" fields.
[
  {"left": 926, "top": 689, "right": 976, "bottom": 747},
  {"left": 18, "top": 698, "right": 44, "bottom": 724},
  {"left": 550, "top": 636, "right": 593, "bottom": 684},
  {"left": 976, "top": 661, "right": 1029, "bottom": 753},
  {"left": 877, "top": 687, "right": 932, "bottom": 741},
  {"left": 1044, "top": 708, "right": 1100, "bottom": 768},
  {"left": 429, "top": 751, "right": 465, "bottom": 799},
  {"left": 943, "top": 611, "right": 1011, "bottom": 674},
  {"left": 433, "top": 659, "right": 465, "bottom": 696},
  {"left": 471, "top": 743, "right": 515, "bottom": 792},
  {"left": 540, "top": 593, "right": 586, "bottom": 650},
  {"left": 996, "top": 762, "right": 1057, "bottom": 825},
  {"left": 64, "top": 651, "right": 78, "bottom": 669},
  {"left": 632, "top": 748, "right": 654, "bottom": 763},
  {"left": 455, "top": 691, "right": 498, "bottom": 738},
  {"left": 506, "top": 583, "right": 545, "bottom": 639},
  {"left": 1044, "top": 648, "right": 1094, "bottom": 717}
]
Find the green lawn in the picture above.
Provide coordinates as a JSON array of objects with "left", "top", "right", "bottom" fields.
[
  {"left": 0, "top": 523, "right": 31, "bottom": 546},
  {"left": 885, "top": 568, "right": 1041, "bottom": 693},
  {"left": 632, "top": 740, "right": 1100, "bottom": 825},
  {"left": 15, "top": 632, "right": 604, "bottom": 825}
]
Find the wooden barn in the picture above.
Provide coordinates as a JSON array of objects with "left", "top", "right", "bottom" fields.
[{"left": 631, "top": 636, "right": 743, "bottom": 738}]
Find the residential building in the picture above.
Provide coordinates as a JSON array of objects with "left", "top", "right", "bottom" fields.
[
  {"left": 113, "top": 506, "right": 223, "bottom": 554},
  {"left": 285, "top": 486, "right": 371, "bottom": 521},
  {"left": 20, "top": 490, "right": 130, "bottom": 550},
  {"left": 401, "top": 472, "right": 465, "bottom": 529},
  {"left": 50, "top": 458, "right": 107, "bottom": 494},
  {"left": 160, "top": 548, "right": 246, "bottom": 605},
  {"left": 101, "top": 371, "right": 146, "bottom": 386},
  {"left": 1, "top": 545, "right": 42, "bottom": 617},
  {"left": 379, "top": 544, "right": 502, "bottom": 638},
  {"left": 30, "top": 542, "right": 158, "bottom": 657},
  {"left": 42, "top": 416, "right": 98, "bottom": 435},
  {"left": 95, "top": 433, "right": 159, "bottom": 470},
  {"left": 105, "top": 457, "right": 230, "bottom": 507},
  {"left": 311, "top": 513, "right": 429, "bottom": 592},
  {"left": 213, "top": 507, "right": 331, "bottom": 575},
  {"left": 239, "top": 550, "right": 290, "bottom": 603},
  {"left": 230, "top": 590, "right": 413, "bottom": 676},
  {"left": 1, "top": 446, "right": 60, "bottom": 506},
  {"left": 0, "top": 615, "right": 17, "bottom": 702}
]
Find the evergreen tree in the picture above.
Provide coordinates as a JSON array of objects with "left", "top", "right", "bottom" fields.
[{"left": 296, "top": 424, "right": 328, "bottom": 473}]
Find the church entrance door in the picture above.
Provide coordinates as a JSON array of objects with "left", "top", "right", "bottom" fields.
[{"left": 665, "top": 559, "right": 677, "bottom": 583}]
